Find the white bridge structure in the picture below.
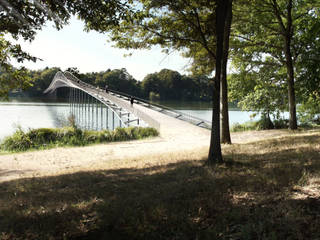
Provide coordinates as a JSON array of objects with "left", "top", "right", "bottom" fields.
[{"left": 44, "top": 71, "right": 211, "bottom": 131}]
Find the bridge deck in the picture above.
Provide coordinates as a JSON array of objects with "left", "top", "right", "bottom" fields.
[{"left": 87, "top": 86, "right": 211, "bottom": 142}]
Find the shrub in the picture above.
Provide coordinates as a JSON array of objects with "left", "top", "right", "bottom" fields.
[
  {"left": 125, "top": 127, "right": 139, "bottom": 140},
  {"left": 27, "top": 128, "right": 57, "bottom": 144},
  {"left": 137, "top": 127, "right": 159, "bottom": 138},
  {"left": 231, "top": 122, "right": 258, "bottom": 132},
  {"left": 273, "top": 119, "right": 289, "bottom": 129},
  {"left": 98, "top": 130, "right": 113, "bottom": 142},
  {"left": 2, "top": 129, "right": 32, "bottom": 151},
  {"left": 113, "top": 127, "right": 130, "bottom": 141},
  {"left": 256, "top": 115, "right": 274, "bottom": 130},
  {"left": 0, "top": 126, "right": 159, "bottom": 152},
  {"left": 83, "top": 130, "right": 102, "bottom": 144},
  {"left": 297, "top": 96, "right": 320, "bottom": 125}
]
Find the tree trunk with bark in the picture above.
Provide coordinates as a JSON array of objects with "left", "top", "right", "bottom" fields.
[
  {"left": 220, "top": 0, "right": 233, "bottom": 144},
  {"left": 284, "top": 0, "right": 297, "bottom": 129},
  {"left": 284, "top": 40, "right": 297, "bottom": 129},
  {"left": 208, "top": 0, "right": 230, "bottom": 164}
]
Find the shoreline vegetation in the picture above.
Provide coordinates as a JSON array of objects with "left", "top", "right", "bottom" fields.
[
  {"left": 230, "top": 119, "right": 320, "bottom": 132},
  {"left": 0, "top": 126, "right": 159, "bottom": 153},
  {"left": 0, "top": 129, "right": 319, "bottom": 239},
  {"left": 1, "top": 118, "right": 319, "bottom": 154}
]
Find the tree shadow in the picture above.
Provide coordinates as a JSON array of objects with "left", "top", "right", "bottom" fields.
[
  {"left": 0, "top": 134, "right": 319, "bottom": 239},
  {"left": 0, "top": 169, "right": 34, "bottom": 180}
]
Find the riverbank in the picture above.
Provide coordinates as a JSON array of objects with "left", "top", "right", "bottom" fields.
[{"left": 0, "top": 129, "right": 319, "bottom": 239}]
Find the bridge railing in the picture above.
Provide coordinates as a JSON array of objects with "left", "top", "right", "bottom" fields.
[
  {"left": 107, "top": 89, "right": 212, "bottom": 130},
  {"left": 63, "top": 72, "right": 160, "bottom": 130},
  {"left": 61, "top": 71, "right": 211, "bottom": 130}
]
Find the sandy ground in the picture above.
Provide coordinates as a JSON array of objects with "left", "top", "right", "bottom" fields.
[{"left": 0, "top": 100, "right": 297, "bottom": 183}]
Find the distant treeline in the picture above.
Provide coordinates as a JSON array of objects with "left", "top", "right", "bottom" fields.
[{"left": 10, "top": 67, "right": 213, "bottom": 101}]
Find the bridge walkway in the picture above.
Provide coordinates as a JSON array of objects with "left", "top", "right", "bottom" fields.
[
  {"left": 67, "top": 74, "right": 211, "bottom": 141},
  {"left": 98, "top": 87, "right": 211, "bottom": 142}
]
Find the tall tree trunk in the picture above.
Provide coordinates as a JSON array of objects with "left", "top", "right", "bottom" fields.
[
  {"left": 284, "top": 0, "right": 297, "bottom": 130},
  {"left": 285, "top": 40, "right": 297, "bottom": 129},
  {"left": 208, "top": 0, "right": 229, "bottom": 164},
  {"left": 220, "top": 0, "right": 233, "bottom": 144}
]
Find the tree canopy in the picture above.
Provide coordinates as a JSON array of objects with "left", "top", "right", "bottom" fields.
[
  {"left": 0, "top": 0, "right": 72, "bottom": 98},
  {"left": 0, "top": 0, "right": 128, "bottom": 99},
  {"left": 231, "top": 0, "right": 320, "bottom": 129},
  {"left": 75, "top": 0, "right": 234, "bottom": 163}
]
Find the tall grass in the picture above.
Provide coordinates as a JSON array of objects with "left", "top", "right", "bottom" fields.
[{"left": 0, "top": 126, "right": 159, "bottom": 152}]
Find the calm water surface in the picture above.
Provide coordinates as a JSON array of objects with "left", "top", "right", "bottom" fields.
[{"left": 0, "top": 100, "right": 259, "bottom": 140}]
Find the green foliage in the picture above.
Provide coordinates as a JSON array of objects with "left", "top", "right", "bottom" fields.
[
  {"left": 142, "top": 69, "right": 212, "bottom": 101},
  {"left": 228, "top": 69, "right": 287, "bottom": 118},
  {"left": 27, "top": 128, "right": 57, "bottom": 143},
  {"left": 273, "top": 118, "right": 289, "bottom": 129},
  {"left": 0, "top": 0, "right": 130, "bottom": 98},
  {"left": 256, "top": 114, "right": 275, "bottom": 130},
  {"left": 1, "top": 126, "right": 159, "bottom": 152},
  {"left": 1, "top": 128, "right": 32, "bottom": 151},
  {"left": 135, "top": 127, "right": 159, "bottom": 139},
  {"left": 230, "top": 121, "right": 259, "bottom": 132},
  {"left": 95, "top": 68, "right": 142, "bottom": 97},
  {"left": 0, "top": 1, "right": 71, "bottom": 98},
  {"left": 149, "top": 91, "right": 160, "bottom": 101},
  {"left": 10, "top": 66, "right": 213, "bottom": 101},
  {"left": 298, "top": 95, "right": 320, "bottom": 125},
  {"left": 231, "top": 116, "right": 289, "bottom": 132},
  {"left": 0, "top": 36, "right": 34, "bottom": 99},
  {"left": 112, "top": 127, "right": 130, "bottom": 141},
  {"left": 232, "top": 0, "right": 320, "bottom": 129},
  {"left": 77, "top": 0, "right": 219, "bottom": 92}
]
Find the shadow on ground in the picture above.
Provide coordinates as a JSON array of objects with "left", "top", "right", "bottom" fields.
[{"left": 0, "top": 133, "right": 319, "bottom": 239}]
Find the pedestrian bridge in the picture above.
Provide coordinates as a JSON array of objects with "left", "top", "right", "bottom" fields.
[{"left": 44, "top": 71, "right": 211, "bottom": 132}]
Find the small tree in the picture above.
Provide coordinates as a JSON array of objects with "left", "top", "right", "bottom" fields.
[
  {"left": 232, "top": 0, "right": 320, "bottom": 130},
  {"left": 229, "top": 57, "right": 287, "bottom": 125}
]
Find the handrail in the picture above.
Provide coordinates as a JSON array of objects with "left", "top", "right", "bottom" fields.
[
  {"left": 45, "top": 71, "right": 211, "bottom": 130},
  {"left": 44, "top": 72, "right": 128, "bottom": 128},
  {"left": 107, "top": 89, "right": 212, "bottom": 129},
  {"left": 62, "top": 72, "right": 160, "bottom": 130}
]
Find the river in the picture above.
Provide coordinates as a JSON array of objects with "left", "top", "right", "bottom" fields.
[{"left": 0, "top": 100, "right": 259, "bottom": 140}]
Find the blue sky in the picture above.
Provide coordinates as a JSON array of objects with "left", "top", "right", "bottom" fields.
[{"left": 13, "top": 17, "right": 190, "bottom": 81}]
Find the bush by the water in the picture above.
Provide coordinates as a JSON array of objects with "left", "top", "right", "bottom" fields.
[
  {"left": 231, "top": 117, "right": 289, "bottom": 132},
  {"left": 1, "top": 126, "right": 159, "bottom": 152}
]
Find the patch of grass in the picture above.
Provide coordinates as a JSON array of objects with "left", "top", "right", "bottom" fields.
[
  {"left": 0, "top": 126, "right": 159, "bottom": 153},
  {"left": 231, "top": 120, "right": 320, "bottom": 132},
  {"left": 0, "top": 130, "right": 319, "bottom": 239},
  {"left": 231, "top": 121, "right": 259, "bottom": 132}
]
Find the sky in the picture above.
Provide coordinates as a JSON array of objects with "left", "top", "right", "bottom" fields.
[{"left": 12, "top": 17, "right": 191, "bottom": 81}]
